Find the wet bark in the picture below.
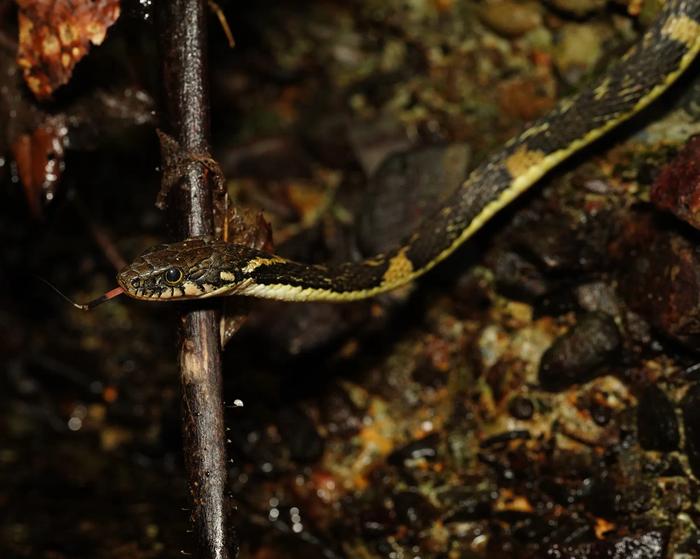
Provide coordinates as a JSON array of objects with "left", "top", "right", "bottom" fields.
[{"left": 158, "top": 1, "right": 234, "bottom": 558}]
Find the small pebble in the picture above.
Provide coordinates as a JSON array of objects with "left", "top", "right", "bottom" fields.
[
  {"left": 547, "top": 530, "right": 667, "bottom": 558},
  {"left": 480, "top": 1, "right": 542, "bottom": 38},
  {"left": 575, "top": 281, "right": 619, "bottom": 316},
  {"left": 539, "top": 312, "right": 621, "bottom": 391},
  {"left": 492, "top": 251, "right": 550, "bottom": 302},
  {"left": 548, "top": 0, "right": 606, "bottom": 17},
  {"left": 553, "top": 23, "right": 606, "bottom": 86},
  {"left": 387, "top": 433, "right": 439, "bottom": 467},
  {"left": 508, "top": 396, "right": 535, "bottom": 420}
]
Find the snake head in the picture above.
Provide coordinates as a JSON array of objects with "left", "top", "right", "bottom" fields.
[{"left": 117, "top": 237, "right": 263, "bottom": 301}]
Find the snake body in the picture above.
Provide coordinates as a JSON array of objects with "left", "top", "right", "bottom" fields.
[{"left": 119, "top": 1, "right": 700, "bottom": 302}]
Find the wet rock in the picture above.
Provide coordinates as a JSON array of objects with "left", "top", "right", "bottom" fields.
[
  {"left": 512, "top": 211, "right": 610, "bottom": 275},
  {"left": 575, "top": 281, "right": 620, "bottom": 317},
  {"left": 451, "top": 268, "right": 494, "bottom": 316},
  {"left": 492, "top": 251, "right": 550, "bottom": 302},
  {"left": 637, "top": 385, "right": 679, "bottom": 452},
  {"left": 547, "top": 0, "right": 606, "bottom": 17},
  {"left": 615, "top": 216, "right": 700, "bottom": 347},
  {"left": 387, "top": 433, "right": 439, "bottom": 467},
  {"left": 681, "top": 383, "right": 700, "bottom": 478},
  {"left": 357, "top": 144, "right": 471, "bottom": 255},
  {"left": 514, "top": 217, "right": 583, "bottom": 272},
  {"left": 554, "top": 23, "right": 608, "bottom": 86},
  {"left": 479, "top": 1, "right": 542, "bottom": 38},
  {"left": 539, "top": 312, "right": 621, "bottom": 391},
  {"left": 546, "top": 530, "right": 668, "bottom": 559},
  {"left": 622, "top": 309, "right": 654, "bottom": 347},
  {"left": 347, "top": 117, "right": 412, "bottom": 177},
  {"left": 651, "top": 135, "right": 700, "bottom": 230},
  {"left": 509, "top": 396, "right": 535, "bottom": 420}
]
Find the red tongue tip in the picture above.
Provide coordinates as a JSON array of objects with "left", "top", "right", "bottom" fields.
[
  {"left": 104, "top": 286, "right": 125, "bottom": 300},
  {"left": 80, "top": 286, "right": 125, "bottom": 310}
]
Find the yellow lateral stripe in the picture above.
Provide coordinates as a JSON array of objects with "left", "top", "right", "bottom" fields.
[{"left": 202, "top": 6, "right": 700, "bottom": 303}]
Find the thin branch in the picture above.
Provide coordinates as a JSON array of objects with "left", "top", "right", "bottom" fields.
[{"left": 158, "top": 2, "right": 235, "bottom": 558}]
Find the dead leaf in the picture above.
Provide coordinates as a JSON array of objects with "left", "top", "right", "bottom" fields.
[
  {"left": 16, "top": 0, "right": 120, "bottom": 100},
  {"left": 226, "top": 206, "right": 274, "bottom": 253},
  {"left": 10, "top": 122, "right": 67, "bottom": 218}
]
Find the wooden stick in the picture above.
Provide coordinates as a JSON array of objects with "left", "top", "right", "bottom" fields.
[{"left": 158, "top": 2, "right": 235, "bottom": 557}]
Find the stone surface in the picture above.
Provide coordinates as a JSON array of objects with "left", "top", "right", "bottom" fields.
[
  {"left": 539, "top": 312, "right": 621, "bottom": 391},
  {"left": 479, "top": 1, "right": 542, "bottom": 38},
  {"left": 615, "top": 214, "right": 700, "bottom": 347},
  {"left": 651, "top": 135, "right": 700, "bottom": 230}
]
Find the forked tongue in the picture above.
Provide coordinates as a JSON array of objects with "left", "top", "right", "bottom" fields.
[
  {"left": 72, "top": 287, "right": 125, "bottom": 310},
  {"left": 37, "top": 276, "right": 125, "bottom": 310}
]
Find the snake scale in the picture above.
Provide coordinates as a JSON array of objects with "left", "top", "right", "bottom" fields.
[{"left": 118, "top": 0, "right": 700, "bottom": 303}]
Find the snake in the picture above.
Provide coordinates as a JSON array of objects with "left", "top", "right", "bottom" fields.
[{"left": 116, "top": 0, "right": 700, "bottom": 304}]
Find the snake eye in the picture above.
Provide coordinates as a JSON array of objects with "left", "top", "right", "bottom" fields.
[
  {"left": 131, "top": 278, "right": 141, "bottom": 288},
  {"left": 164, "top": 267, "right": 184, "bottom": 286}
]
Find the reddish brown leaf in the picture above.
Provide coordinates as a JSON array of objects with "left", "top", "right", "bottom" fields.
[
  {"left": 16, "top": 0, "right": 120, "bottom": 100},
  {"left": 651, "top": 135, "right": 700, "bottom": 230},
  {"left": 10, "top": 123, "right": 67, "bottom": 218},
  {"left": 226, "top": 206, "right": 274, "bottom": 253}
]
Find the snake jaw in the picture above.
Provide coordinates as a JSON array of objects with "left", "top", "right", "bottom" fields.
[
  {"left": 117, "top": 237, "right": 272, "bottom": 301},
  {"left": 117, "top": 248, "right": 186, "bottom": 300},
  {"left": 117, "top": 265, "right": 161, "bottom": 300},
  {"left": 117, "top": 264, "right": 202, "bottom": 300}
]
